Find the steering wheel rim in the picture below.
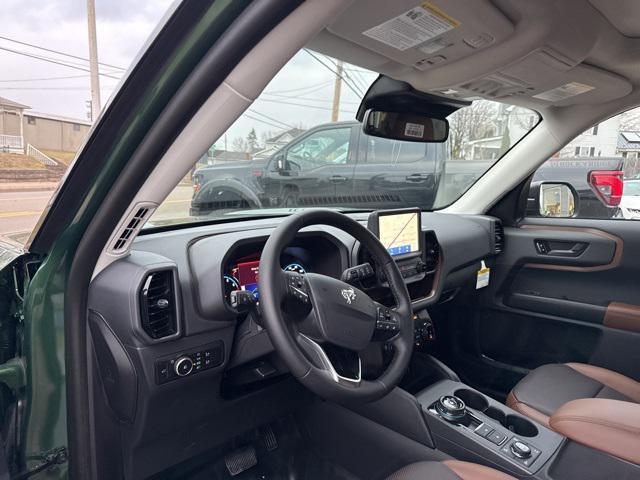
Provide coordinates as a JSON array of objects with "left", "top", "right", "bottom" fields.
[{"left": 259, "top": 209, "right": 413, "bottom": 403}]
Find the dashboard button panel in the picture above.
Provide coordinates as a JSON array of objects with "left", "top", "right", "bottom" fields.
[{"left": 155, "top": 341, "right": 224, "bottom": 385}]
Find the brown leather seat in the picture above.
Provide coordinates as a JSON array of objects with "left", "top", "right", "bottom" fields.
[
  {"left": 507, "top": 362, "right": 640, "bottom": 427},
  {"left": 387, "top": 460, "right": 515, "bottom": 480}
]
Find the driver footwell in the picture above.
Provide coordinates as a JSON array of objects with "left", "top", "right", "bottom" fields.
[{"left": 152, "top": 416, "right": 360, "bottom": 480}]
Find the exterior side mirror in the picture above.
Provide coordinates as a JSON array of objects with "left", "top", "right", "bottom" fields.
[
  {"left": 528, "top": 181, "right": 578, "bottom": 218},
  {"left": 272, "top": 154, "right": 285, "bottom": 171}
]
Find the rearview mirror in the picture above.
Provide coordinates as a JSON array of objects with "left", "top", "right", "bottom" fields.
[{"left": 362, "top": 109, "right": 448, "bottom": 142}]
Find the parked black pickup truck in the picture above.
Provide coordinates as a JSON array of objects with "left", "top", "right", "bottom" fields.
[
  {"left": 439, "top": 156, "right": 624, "bottom": 218},
  {"left": 190, "top": 121, "right": 447, "bottom": 216}
]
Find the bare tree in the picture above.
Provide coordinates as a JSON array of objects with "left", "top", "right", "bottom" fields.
[
  {"left": 231, "top": 136, "right": 248, "bottom": 152},
  {"left": 448, "top": 100, "right": 498, "bottom": 159}
]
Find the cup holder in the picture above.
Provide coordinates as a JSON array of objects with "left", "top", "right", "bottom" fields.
[
  {"left": 505, "top": 415, "right": 538, "bottom": 437},
  {"left": 454, "top": 389, "right": 489, "bottom": 412},
  {"left": 451, "top": 388, "right": 539, "bottom": 438},
  {"left": 484, "top": 406, "right": 506, "bottom": 424}
]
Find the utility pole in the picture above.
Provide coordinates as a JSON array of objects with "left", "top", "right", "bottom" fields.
[
  {"left": 331, "top": 60, "right": 343, "bottom": 122},
  {"left": 87, "top": 0, "right": 101, "bottom": 122}
]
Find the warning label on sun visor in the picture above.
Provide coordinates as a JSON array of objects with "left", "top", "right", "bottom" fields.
[
  {"left": 533, "top": 82, "right": 595, "bottom": 102},
  {"left": 362, "top": 2, "right": 460, "bottom": 51}
]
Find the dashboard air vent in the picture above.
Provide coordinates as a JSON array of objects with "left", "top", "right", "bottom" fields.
[
  {"left": 110, "top": 204, "right": 155, "bottom": 254},
  {"left": 139, "top": 270, "right": 178, "bottom": 339},
  {"left": 492, "top": 220, "right": 505, "bottom": 254},
  {"left": 424, "top": 231, "right": 440, "bottom": 271}
]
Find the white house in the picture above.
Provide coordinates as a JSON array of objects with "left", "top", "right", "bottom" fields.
[{"left": 252, "top": 128, "right": 305, "bottom": 159}]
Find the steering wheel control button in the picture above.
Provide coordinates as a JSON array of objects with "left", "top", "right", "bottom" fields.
[
  {"left": 474, "top": 423, "right": 494, "bottom": 438},
  {"left": 501, "top": 438, "right": 542, "bottom": 468},
  {"left": 174, "top": 356, "right": 194, "bottom": 377},
  {"left": 435, "top": 395, "right": 467, "bottom": 422},
  {"left": 286, "top": 274, "right": 310, "bottom": 303},
  {"left": 486, "top": 430, "right": 507, "bottom": 446},
  {"left": 376, "top": 307, "right": 399, "bottom": 333},
  {"left": 230, "top": 290, "right": 257, "bottom": 310},
  {"left": 342, "top": 263, "right": 374, "bottom": 283}
]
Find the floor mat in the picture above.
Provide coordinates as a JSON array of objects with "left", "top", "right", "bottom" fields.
[{"left": 153, "top": 416, "right": 360, "bottom": 480}]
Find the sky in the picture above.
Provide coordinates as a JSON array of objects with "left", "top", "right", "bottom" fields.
[{"left": 0, "top": 0, "right": 377, "bottom": 149}]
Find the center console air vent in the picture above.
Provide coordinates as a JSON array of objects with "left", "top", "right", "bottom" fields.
[
  {"left": 139, "top": 269, "right": 178, "bottom": 340},
  {"left": 492, "top": 220, "right": 504, "bottom": 254}
]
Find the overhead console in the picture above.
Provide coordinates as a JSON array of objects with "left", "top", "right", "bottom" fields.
[{"left": 309, "top": 0, "right": 633, "bottom": 108}]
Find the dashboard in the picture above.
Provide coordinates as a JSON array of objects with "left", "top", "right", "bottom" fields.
[{"left": 86, "top": 210, "right": 502, "bottom": 478}]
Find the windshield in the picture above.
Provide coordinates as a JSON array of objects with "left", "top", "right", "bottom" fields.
[{"left": 150, "top": 51, "right": 537, "bottom": 227}]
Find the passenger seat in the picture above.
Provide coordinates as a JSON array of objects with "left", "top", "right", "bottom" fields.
[{"left": 507, "top": 362, "right": 640, "bottom": 426}]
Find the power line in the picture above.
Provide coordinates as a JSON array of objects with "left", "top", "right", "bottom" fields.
[
  {"left": 256, "top": 97, "right": 356, "bottom": 114},
  {"left": 264, "top": 83, "right": 332, "bottom": 99},
  {"left": 0, "top": 45, "right": 121, "bottom": 79},
  {"left": 0, "top": 35, "right": 126, "bottom": 71},
  {"left": 317, "top": 53, "right": 364, "bottom": 97},
  {"left": 244, "top": 113, "right": 287, "bottom": 131},
  {"left": 263, "top": 80, "right": 333, "bottom": 95},
  {"left": 303, "top": 49, "right": 361, "bottom": 98},
  {"left": 0, "top": 74, "right": 90, "bottom": 83},
  {"left": 248, "top": 109, "right": 295, "bottom": 129},
  {"left": 263, "top": 92, "right": 360, "bottom": 105},
  {"left": 0, "top": 86, "right": 117, "bottom": 91},
  {"left": 349, "top": 68, "right": 372, "bottom": 93}
]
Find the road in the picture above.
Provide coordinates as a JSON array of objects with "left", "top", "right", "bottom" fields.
[{"left": 0, "top": 185, "right": 194, "bottom": 245}]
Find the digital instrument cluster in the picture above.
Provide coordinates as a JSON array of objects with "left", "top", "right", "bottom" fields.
[{"left": 223, "top": 248, "right": 311, "bottom": 303}]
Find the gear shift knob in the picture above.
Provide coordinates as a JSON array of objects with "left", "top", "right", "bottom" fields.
[{"left": 435, "top": 395, "right": 467, "bottom": 422}]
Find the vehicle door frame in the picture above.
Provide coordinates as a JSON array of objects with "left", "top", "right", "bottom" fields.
[{"left": 16, "top": 1, "right": 303, "bottom": 478}]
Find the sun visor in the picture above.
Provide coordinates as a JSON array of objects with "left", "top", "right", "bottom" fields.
[{"left": 325, "top": 0, "right": 514, "bottom": 72}]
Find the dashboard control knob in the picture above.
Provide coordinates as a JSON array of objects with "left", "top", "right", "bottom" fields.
[
  {"left": 174, "top": 356, "right": 194, "bottom": 377},
  {"left": 510, "top": 440, "right": 532, "bottom": 459},
  {"left": 435, "top": 395, "right": 467, "bottom": 422}
]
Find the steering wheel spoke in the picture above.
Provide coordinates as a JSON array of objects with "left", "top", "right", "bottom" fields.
[{"left": 297, "top": 334, "right": 362, "bottom": 385}]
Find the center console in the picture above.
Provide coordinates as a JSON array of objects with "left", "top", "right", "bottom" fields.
[
  {"left": 417, "top": 380, "right": 563, "bottom": 475},
  {"left": 350, "top": 378, "right": 565, "bottom": 478}
]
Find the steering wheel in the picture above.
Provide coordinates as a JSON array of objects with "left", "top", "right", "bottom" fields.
[{"left": 259, "top": 209, "right": 413, "bottom": 403}]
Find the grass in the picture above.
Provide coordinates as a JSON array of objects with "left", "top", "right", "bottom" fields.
[
  {"left": 40, "top": 150, "right": 76, "bottom": 166},
  {"left": 0, "top": 153, "right": 45, "bottom": 169}
]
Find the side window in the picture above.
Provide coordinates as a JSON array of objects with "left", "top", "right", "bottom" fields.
[
  {"left": 527, "top": 107, "right": 640, "bottom": 220},
  {"left": 285, "top": 127, "right": 351, "bottom": 170},
  {"left": 364, "top": 136, "right": 426, "bottom": 164}
]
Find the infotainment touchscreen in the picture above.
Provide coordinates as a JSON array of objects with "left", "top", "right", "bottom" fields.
[{"left": 368, "top": 208, "right": 422, "bottom": 257}]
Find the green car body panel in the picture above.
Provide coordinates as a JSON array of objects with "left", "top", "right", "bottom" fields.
[{"left": 0, "top": 1, "right": 248, "bottom": 477}]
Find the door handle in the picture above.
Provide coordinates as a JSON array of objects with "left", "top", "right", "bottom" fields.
[
  {"left": 405, "top": 173, "right": 430, "bottom": 182},
  {"left": 329, "top": 175, "right": 348, "bottom": 184},
  {"left": 534, "top": 239, "right": 588, "bottom": 257}
]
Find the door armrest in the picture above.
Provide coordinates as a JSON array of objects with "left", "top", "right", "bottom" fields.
[{"left": 550, "top": 398, "right": 640, "bottom": 464}]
